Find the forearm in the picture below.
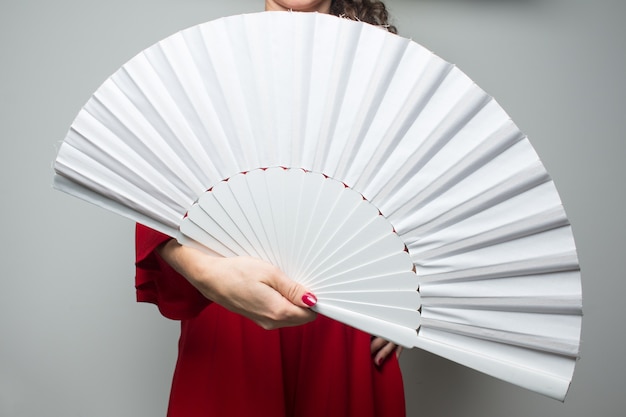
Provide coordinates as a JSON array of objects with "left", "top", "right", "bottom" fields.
[{"left": 157, "top": 240, "right": 222, "bottom": 294}]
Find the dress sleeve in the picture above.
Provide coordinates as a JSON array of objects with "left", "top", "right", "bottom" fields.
[{"left": 135, "top": 223, "right": 211, "bottom": 320}]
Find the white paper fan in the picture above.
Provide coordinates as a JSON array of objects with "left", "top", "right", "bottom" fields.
[{"left": 53, "top": 11, "right": 582, "bottom": 400}]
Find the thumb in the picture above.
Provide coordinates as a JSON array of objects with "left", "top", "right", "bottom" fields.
[{"left": 272, "top": 273, "right": 317, "bottom": 309}]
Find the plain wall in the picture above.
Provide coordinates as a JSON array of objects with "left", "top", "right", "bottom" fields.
[{"left": 1, "top": 0, "right": 624, "bottom": 416}]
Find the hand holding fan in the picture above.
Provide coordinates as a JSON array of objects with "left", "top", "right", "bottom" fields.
[{"left": 53, "top": 11, "right": 582, "bottom": 400}]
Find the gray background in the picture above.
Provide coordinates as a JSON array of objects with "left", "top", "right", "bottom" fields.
[{"left": 1, "top": 0, "right": 624, "bottom": 416}]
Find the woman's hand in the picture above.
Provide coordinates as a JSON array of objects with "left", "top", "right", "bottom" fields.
[
  {"left": 371, "top": 337, "right": 403, "bottom": 367},
  {"left": 158, "top": 240, "right": 317, "bottom": 329}
]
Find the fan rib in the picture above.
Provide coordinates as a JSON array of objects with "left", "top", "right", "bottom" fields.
[
  {"left": 268, "top": 168, "right": 303, "bottom": 277},
  {"left": 309, "top": 251, "right": 414, "bottom": 288},
  {"left": 318, "top": 290, "right": 420, "bottom": 311},
  {"left": 312, "top": 270, "right": 418, "bottom": 292},
  {"left": 241, "top": 169, "right": 284, "bottom": 266},
  {"left": 321, "top": 298, "right": 420, "bottom": 329},
  {"left": 287, "top": 171, "right": 331, "bottom": 282},
  {"left": 313, "top": 302, "right": 418, "bottom": 348},
  {"left": 211, "top": 177, "right": 266, "bottom": 259},
  {"left": 190, "top": 193, "right": 258, "bottom": 257},
  {"left": 307, "top": 233, "right": 405, "bottom": 286},
  {"left": 224, "top": 172, "right": 277, "bottom": 265},
  {"left": 179, "top": 213, "right": 240, "bottom": 258},
  {"left": 291, "top": 175, "right": 349, "bottom": 285},
  {"left": 303, "top": 209, "right": 392, "bottom": 282},
  {"left": 265, "top": 167, "right": 295, "bottom": 273}
]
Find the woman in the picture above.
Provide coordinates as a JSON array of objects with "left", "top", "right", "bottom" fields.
[{"left": 136, "top": 1, "right": 405, "bottom": 416}]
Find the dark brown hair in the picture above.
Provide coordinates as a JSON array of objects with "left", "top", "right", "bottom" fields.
[{"left": 330, "top": 0, "right": 397, "bottom": 34}]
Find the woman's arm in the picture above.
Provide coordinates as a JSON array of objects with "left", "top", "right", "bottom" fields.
[{"left": 157, "top": 239, "right": 317, "bottom": 329}]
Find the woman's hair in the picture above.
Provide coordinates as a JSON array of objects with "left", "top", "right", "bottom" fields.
[{"left": 330, "top": 0, "right": 397, "bottom": 34}]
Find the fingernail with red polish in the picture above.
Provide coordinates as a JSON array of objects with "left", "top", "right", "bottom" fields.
[{"left": 302, "top": 292, "right": 317, "bottom": 307}]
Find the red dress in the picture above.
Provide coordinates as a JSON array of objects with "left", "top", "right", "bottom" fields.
[{"left": 135, "top": 224, "right": 406, "bottom": 417}]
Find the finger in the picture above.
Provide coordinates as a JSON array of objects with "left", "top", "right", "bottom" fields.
[
  {"left": 373, "top": 340, "right": 399, "bottom": 367},
  {"left": 245, "top": 282, "right": 317, "bottom": 329},
  {"left": 268, "top": 267, "right": 317, "bottom": 309},
  {"left": 370, "top": 337, "right": 402, "bottom": 356},
  {"left": 395, "top": 346, "right": 404, "bottom": 359},
  {"left": 370, "top": 336, "right": 389, "bottom": 355}
]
